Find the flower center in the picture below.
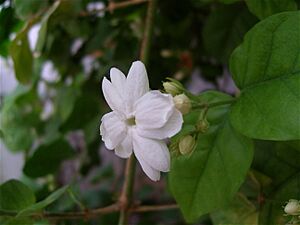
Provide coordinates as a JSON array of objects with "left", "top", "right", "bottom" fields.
[{"left": 126, "top": 117, "right": 136, "bottom": 126}]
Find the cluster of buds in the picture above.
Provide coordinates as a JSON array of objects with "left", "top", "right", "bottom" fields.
[
  {"left": 163, "top": 78, "right": 191, "bottom": 115},
  {"left": 164, "top": 78, "right": 211, "bottom": 158}
]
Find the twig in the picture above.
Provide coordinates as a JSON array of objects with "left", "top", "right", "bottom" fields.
[
  {"left": 130, "top": 204, "right": 178, "bottom": 213},
  {"left": 0, "top": 204, "right": 178, "bottom": 221},
  {"left": 80, "top": 0, "right": 149, "bottom": 16}
]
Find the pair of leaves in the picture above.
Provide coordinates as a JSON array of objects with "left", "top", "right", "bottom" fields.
[
  {"left": 0, "top": 179, "right": 68, "bottom": 216},
  {"left": 169, "top": 91, "right": 254, "bottom": 222}
]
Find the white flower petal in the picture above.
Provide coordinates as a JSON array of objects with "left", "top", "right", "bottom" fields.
[
  {"left": 102, "top": 77, "right": 125, "bottom": 114},
  {"left": 138, "top": 156, "right": 161, "bottom": 181},
  {"left": 126, "top": 61, "right": 149, "bottom": 111},
  {"left": 137, "top": 109, "right": 183, "bottom": 139},
  {"left": 110, "top": 67, "right": 126, "bottom": 96},
  {"left": 100, "top": 112, "right": 126, "bottom": 149},
  {"left": 135, "top": 91, "right": 174, "bottom": 129},
  {"left": 115, "top": 133, "right": 133, "bottom": 158},
  {"left": 133, "top": 131, "right": 170, "bottom": 172}
]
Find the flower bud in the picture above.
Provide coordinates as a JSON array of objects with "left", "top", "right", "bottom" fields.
[
  {"left": 163, "top": 80, "right": 183, "bottom": 96},
  {"left": 196, "top": 118, "right": 209, "bottom": 133},
  {"left": 173, "top": 94, "right": 191, "bottom": 115},
  {"left": 284, "top": 199, "right": 300, "bottom": 215},
  {"left": 179, "top": 135, "right": 196, "bottom": 155}
]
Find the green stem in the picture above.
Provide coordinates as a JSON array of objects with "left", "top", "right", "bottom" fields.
[
  {"left": 118, "top": 1, "right": 157, "bottom": 224},
  {"left": 193, "top": 99, "right": 236, "bottom": 110}
]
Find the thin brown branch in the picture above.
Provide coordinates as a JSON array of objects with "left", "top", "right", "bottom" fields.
[
  {"left": 80, "top": 0, "right": 149, "bottom": 16},
  {"left": 130, "top": 204, "right": 178, "bottom": 213},
  {"left": 0, "top": 204, "right": 178, "bottom": 221},
  {"left": 30, "top": 204, "right": 119, "bottom": 221}
]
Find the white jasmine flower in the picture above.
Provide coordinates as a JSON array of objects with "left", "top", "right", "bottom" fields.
[{"left": 100, "top": 61, "right": 183, "bottom": 181}]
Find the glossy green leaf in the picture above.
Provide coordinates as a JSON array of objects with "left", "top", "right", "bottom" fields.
[
  {"left": 17, "top": 186, "right": 69, "bottom": 217},
  {"left": 23, "top": 138, "right": 75, "bottom": 178},
  {"left": 203, "top": 3, "right": 257, "bottom": 63},
  {"left": 10, "top": 25, "right": 33, "bottom": 84},
  {"left": 230, "top": 12, "right": 300, "bottom": 140},
  {"left": 245, "top": 0, "right": 297, "bottom": 20},
  {"left": 169, "top": 91, "right": 253, "bottom": 222},
  {"left": 0, "top": 180, "right": 35, "bottom": 211},
  {"left": 13, "top": 0, "right": 48, "bottom": 20}
]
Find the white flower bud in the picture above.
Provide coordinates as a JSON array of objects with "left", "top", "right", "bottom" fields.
[
  {"left": 173, "top": 94, "right": 191, "bottom": 115},
  {"left": 284, "top": 199, "right": 300, "bottom": 215},
  {"left": 179, "top": 135, "right": 196, "bottom": 155},
  {"left": 163, "top": 81, "right": 183, "bottom": 96}
]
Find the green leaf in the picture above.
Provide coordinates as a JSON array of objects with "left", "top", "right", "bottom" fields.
[
  {"left": 169, "top": 91, "right": 253, "bottom": 222},
  {"left": 1, "top": 86, "right": 41, "bottom": 151},
  {"left": 229, "top": 12, "right": 300, "bottom": 141},
  {"left": 60, "top": 92, "right": 100, "bottom": 132},
  {"left": 245, "top": 0, "right": 297, "bottom": 20},
  {"left": 55, "top": 84, "right": 80, "bottom": 122},
  {"left": 13, "top": 0, "right": 48, "bottom": 20},
  {"left": 10, "top": 25, "right": 33, "bottom": 84},
  {"left": 17, "top": 186, "right": 69, "bottom": 217},
  {"left": 259, "top": 173, "right": 300, "bottom": 225},
  {"left": 202, "top": 3, "right": 257, "bottom": 63},
  {"left": 0, "top": 180, "right": 35, "bottom": 211},
  {"left": 23, "top": 138, "right": 75, "bottom": 178},
  {"left": 35, "top": 1, "right": 60, "bottom": 54}
]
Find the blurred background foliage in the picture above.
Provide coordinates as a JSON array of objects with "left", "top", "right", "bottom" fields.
[{"left": 0, "top": 0, "right": 300, "bottom": 224}]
